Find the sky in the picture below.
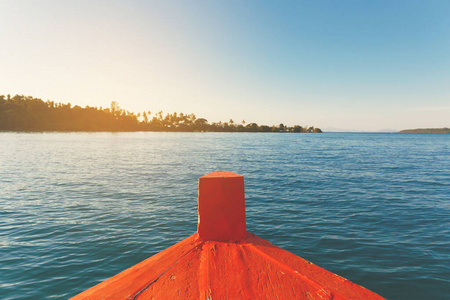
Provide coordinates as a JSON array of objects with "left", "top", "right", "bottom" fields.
[{"left": 1, "top": 0, "right": 449, "bottom": 131}]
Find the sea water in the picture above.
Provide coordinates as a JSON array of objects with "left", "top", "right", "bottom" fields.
[{"left": 0, "top": 132, "right": 449, "bottom": 299}]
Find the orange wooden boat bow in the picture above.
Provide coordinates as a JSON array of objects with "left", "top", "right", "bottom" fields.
[{"left": 72, "top": 171, "right": 384, "bottom": 299}]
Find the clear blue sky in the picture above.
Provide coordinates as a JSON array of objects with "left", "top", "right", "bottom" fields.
[{"left": 1, "top": 0, "right": 449, "bottom": 131}]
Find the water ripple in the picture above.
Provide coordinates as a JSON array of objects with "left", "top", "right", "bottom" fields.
[{"left": 0, "top": 132, "right": 449, "bottom": 299}]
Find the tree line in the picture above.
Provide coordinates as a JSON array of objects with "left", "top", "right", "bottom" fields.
[
  {"left": 400, "top": 128, "right": 449, "bottom": 133},
  {"left": 0, "top": 94, "right": 322, "bottom": 133}
]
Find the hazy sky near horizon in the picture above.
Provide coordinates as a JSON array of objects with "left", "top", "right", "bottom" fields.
[{"left": 1, "top": 1, "right": 449, "bottom": 131}]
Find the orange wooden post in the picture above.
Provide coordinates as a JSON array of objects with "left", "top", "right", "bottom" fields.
[
  {"left": 197, "top": 171, "right": 246, "bottom": 242},
  {"left": 71, "top": 171, "right": 386, "bottom": 299}
]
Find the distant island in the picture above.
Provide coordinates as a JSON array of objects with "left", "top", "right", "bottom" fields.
[
  {"left": 400, "top": 128, "right": 450, "bottom": 133},
  {"left": 0, "top": 94, "right": 322, "bottom": 133}
]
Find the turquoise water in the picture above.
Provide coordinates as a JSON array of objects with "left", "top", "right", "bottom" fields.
[{"left": 0, "top": 132, "right": 449, "bottom": 299}]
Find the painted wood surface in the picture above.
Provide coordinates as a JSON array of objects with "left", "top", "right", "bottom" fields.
[{"left": 72, "top": 171, "right": 385, "bottom": 299}]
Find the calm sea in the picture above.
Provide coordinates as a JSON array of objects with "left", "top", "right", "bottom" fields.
[{"left": 0, "top": 132, "right": 449, "bottom": 299}]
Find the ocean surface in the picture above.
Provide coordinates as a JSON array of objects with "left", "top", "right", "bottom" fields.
[{"left": 0, "top": 132, "right": 449, "bottom": 299}]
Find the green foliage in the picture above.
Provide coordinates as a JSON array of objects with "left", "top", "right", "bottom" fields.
[
  {"left": 0, "top": 95, "right": 322, "bottom": 133},
  {"left": 400, "top": 128, "right": 449, "bottom": 133}
]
